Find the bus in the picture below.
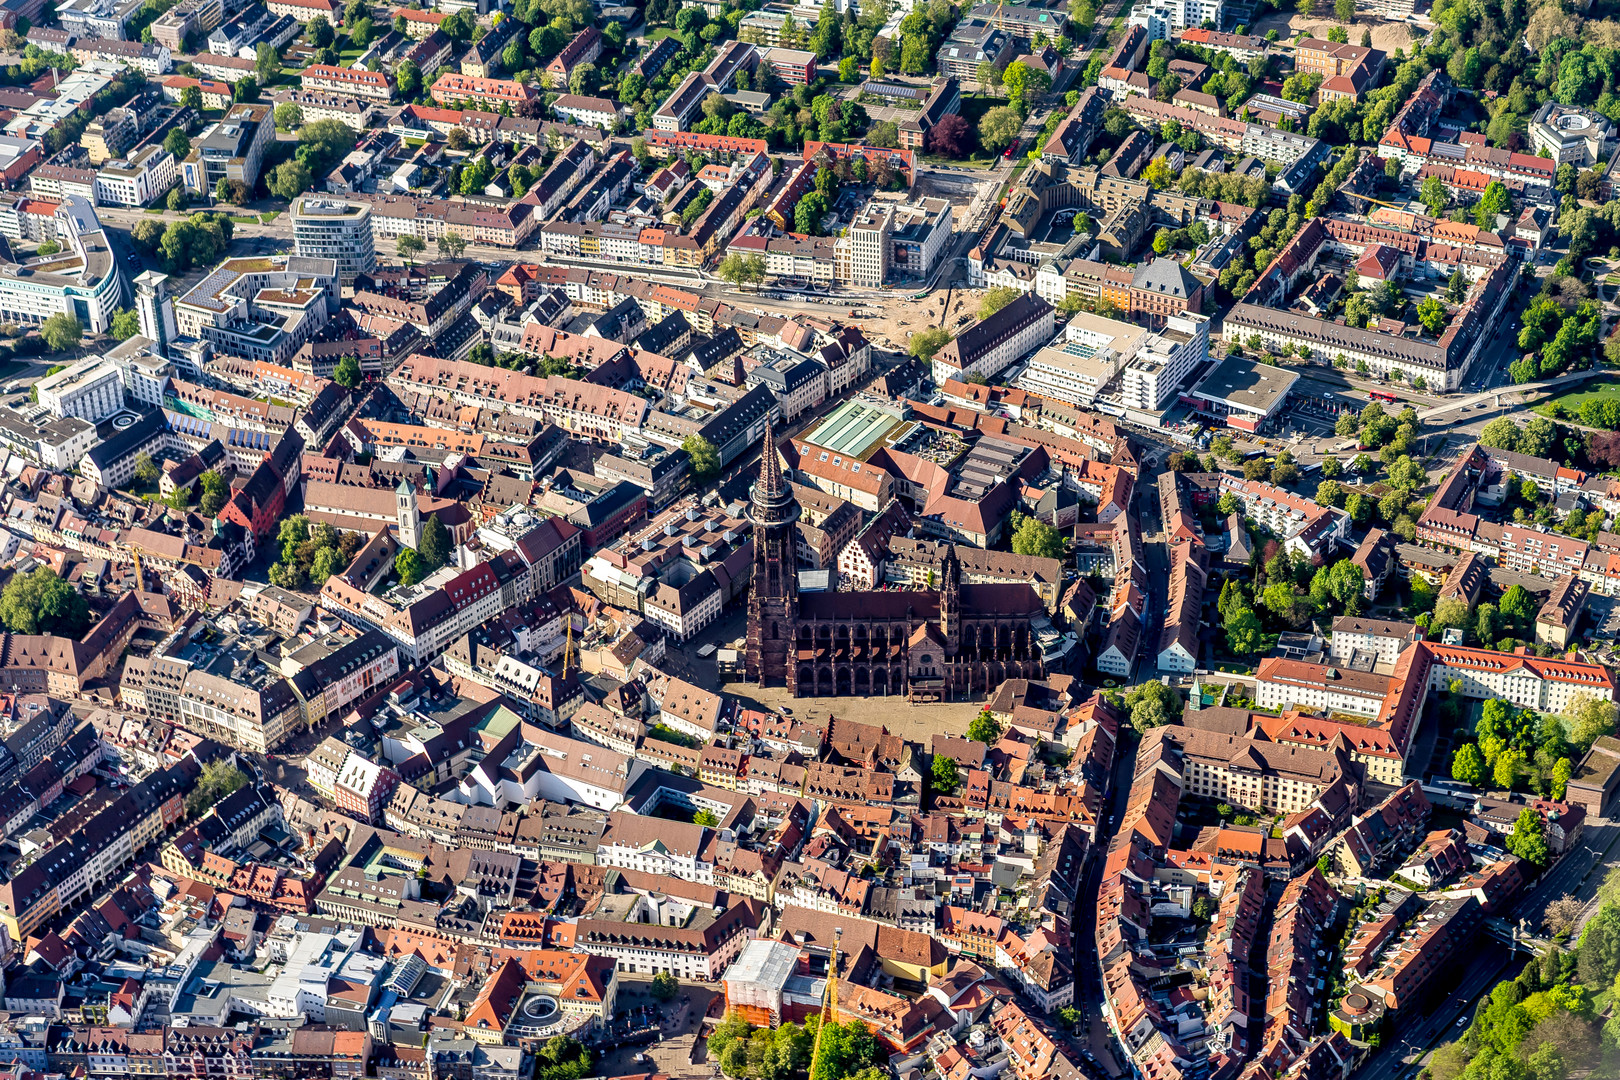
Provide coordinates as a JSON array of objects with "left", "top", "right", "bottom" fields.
[
  {"left": 1368, "top": 390, "right": 1398, "bottom": 404},
  {"left": 912, "top": 291, "right": 930, "bottom": 300}
]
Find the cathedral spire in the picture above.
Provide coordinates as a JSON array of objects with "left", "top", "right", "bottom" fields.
[
  {"left": 757, "top": 415, "right": 784, "bottom": 499},
  {"left": 749, "top": 414, "right": 798, "bottom": 530}
]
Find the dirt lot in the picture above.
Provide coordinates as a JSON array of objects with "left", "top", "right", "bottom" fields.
[{"left": 1248, "top": 9, "right": 1426, "bottom": 53}]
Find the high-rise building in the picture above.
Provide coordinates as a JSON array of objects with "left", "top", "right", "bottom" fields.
[
  {"left": 291, "top": 197, "right": 376, "bottom": 284},
  {"left": 134, "top": 269, "right": 177, "bottom": 358},
  {"left": 841, "top": 203, "right": 891, "bottom": 288}
]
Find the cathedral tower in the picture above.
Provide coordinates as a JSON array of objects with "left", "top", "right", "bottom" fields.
[
  {"left": 940, "top": 543, "right": 961, "bottom": 653},
  {"left": 746, "top": 418, "right": 799, "bottom": 686}
]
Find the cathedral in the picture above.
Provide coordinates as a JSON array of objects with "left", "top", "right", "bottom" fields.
[{"left": 746, "top": 423, "right": 1047, "bottom": 699}]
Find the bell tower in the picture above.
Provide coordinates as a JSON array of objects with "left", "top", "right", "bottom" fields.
[
  {"left": 746, "top": 417, "right": 799, "bottom": 686},
  {"left": 396, "top": 477, "right": 420, "bottom": 550}
]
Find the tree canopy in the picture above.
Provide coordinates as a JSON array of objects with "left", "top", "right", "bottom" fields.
[{"left": 0, "top": 568, "right": 89, "bottom": 637}]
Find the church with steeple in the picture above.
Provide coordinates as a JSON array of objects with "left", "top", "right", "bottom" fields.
[{"left": 746, "top": 421, "right": 1048, "bottom": 700}]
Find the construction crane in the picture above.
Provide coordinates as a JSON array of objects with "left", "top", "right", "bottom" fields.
[{"left": 808, "top": 929, "right": 842, "bottom": 1080}]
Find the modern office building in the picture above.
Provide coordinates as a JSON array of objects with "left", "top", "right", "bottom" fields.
[
  {"left": 292, "top": 197, "right": 376, "bottom": 284},
  {"left": 174, "top": 255, "right": 338, "bottom": 365},
  {"left": 93, "top": 145, "right": 178, "bottom": 207},
  {"left": 180, "top": 102, "right": 274, "bottom": 196},
  {"left": 0, "top": 197, "right": 122, "bottom": 334},
  {"left": 34, "top": 354, "right": 126, "bottom": 422}
]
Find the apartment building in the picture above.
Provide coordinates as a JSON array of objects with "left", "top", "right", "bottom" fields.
[{"left": 298, "top": 64, "right": 395, "bottom": 102}]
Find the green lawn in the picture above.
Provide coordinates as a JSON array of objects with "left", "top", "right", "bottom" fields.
[
  {"left": 921, "top": 152, "right": 998, "bottom": 169},
  {"left": 259, "top": 211, "right": 281, "bottom": 223},
  {"left": 1532, "top": 375, "right": 1620, "bottom": 419}
]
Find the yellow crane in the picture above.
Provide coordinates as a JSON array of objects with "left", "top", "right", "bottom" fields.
[
  {"left": 808, "top": 929, "right": 842, "bottom": 1080},
  {"left": 132, "top": 549, "right": 143, "bottom": 592}
]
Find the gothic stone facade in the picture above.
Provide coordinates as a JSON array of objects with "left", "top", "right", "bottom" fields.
[{"left": 745, "top": 426, "right": 1045, "bottom": 700}]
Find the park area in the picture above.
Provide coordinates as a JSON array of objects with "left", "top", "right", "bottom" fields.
[{"left": 1533, "top": 375, "right": 1620, "bottom": 423}]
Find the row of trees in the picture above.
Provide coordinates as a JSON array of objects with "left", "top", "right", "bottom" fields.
[
  {"left": 708, "top": 1012, "right": 883, "bottom": 1080},
  {"left": 1431, "top": 916, "right": 1620, "bottom": 1080}
]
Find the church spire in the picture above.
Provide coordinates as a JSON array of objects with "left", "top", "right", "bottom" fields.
[
  {"left": 749, "top": 414, "right": 798, "bottom": 530},
  {"left": 757, "top": 415, "right": 784, "bottom": 499}
]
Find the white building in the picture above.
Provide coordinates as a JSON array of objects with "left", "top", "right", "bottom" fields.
[
  {"left": 1128, "top": 0, "right": 1224, "bottom": 39},
  {"left": 1254, "top": 657, "right": 1396, "bottom": 718},
  {"left": 291, "top": 196, "right": 376, "bottom": 284},
  {"left": 1422, "top": 642, "right": 1617, "bottom": 713},
  {"left": 34, "top": 354, "right": 126, "bottom": 422},
  {"left": 1017, "top": 310, "right": 1208, "bottom": 417},
  {"left": 1328, "top": 617, "right": 1421, "bottom": 668},
  {"left": 94, "top": 145, "right": 178, "bottom": 207},
  {"left": 1529, "top": 102, "right": 1613, "bottom": 168},
  {"left": 0, "top": 198, "right": 122, "bottom": 334},
  {"left": 594, "top": 813, "right": 713, "bottom": 884}
]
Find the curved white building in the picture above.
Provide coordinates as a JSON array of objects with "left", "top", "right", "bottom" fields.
[{"left": 0, "top": 197, "right": 122, "bottom": 334}]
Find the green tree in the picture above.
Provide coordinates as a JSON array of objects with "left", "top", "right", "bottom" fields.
[
  {"left": 418, "top": 513, "right": 450, "bottom": 568},
  {"left": 1126, "top": 680, "right": 1182, "bottom": 732},
  {"left": 40, "top": 313, "right": 81, "bottom": 352},
  {"left": 1552, "top": 757, "right": 1574, "bottom": 800},
  {"left": 979, "top": 285, "right": 1021, "bottom": 319},
  {"left": 1566, "top": 695, "right": 1619, "bottom": 756},
  {"left": 397, "top": 235, "right": 426, "bottom": 262},
  {"left": 1010, "top": 514, "right": 1065, "bottom": 559},
  {"left": 1452, "top": 743, "right": 1488, "bottom": 787},
  {"left": 274, "top": 102, "right": 304, "bottom": 131},
  {"left": 199, "top": 469, "right": 229, "bottom": 516},
  {"left": 650, "top": 972, "right": 681, "bottom": 1000},
  {"left": 268, "top": 159, "right": 312, "bottom": 201},
  {"left": 185, "top": 760, "right": 249, "bottom": 816},
  {"left": 683, "top": 433, "right": 720, "bottom": 480},
  {"left": 0, "top": 567, "right": 89, "bottom": 636},
  {"left": 255, "top": 41, "right": 281, "bottom": 83},
  {"left": 931, "top": 753, "right": 960, "bottom": 794},
  {"left": 1416, "top": 296, "right": 1446, "bottom": 336},
  {"left": 1420, "top": 173, "right": 1449, "bottom": 215},
  {"left": 333, "top": 354, "right": 361, "bottom": 389},
  {"left": 909, "top": 328, "right": 951, "bottom": 362},
  {"left": 1508, "top": 807, "right": 1550, "bottom": 866},
  {"left": 395, "top": 548, "right": 425, "bottom": 587},
  {"left": 163, "top": 127, "right": 191, "bottom": 159},
  {"left": 1480, "top": 416, "right": 1521, "bottom": 451},
  {"left": 968, "top": 709, "right": 1002, "bottom": 744},
  {"left": 1226, "top": 606, "right": 1266, "bottom": 654},
  {"left": 110, "top": 309, "right": 140, "bottom": 341},
  {"left": 978, "top": 105, "right": 1022, "bottom": 152}
]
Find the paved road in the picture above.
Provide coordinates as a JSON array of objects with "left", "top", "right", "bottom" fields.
[
  {"left": 1353, "top": 945, "right": 1512, "bottom": 1080},
  {"left": 1418, "top": 367, "right": 1607, "bottom": 420}
]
